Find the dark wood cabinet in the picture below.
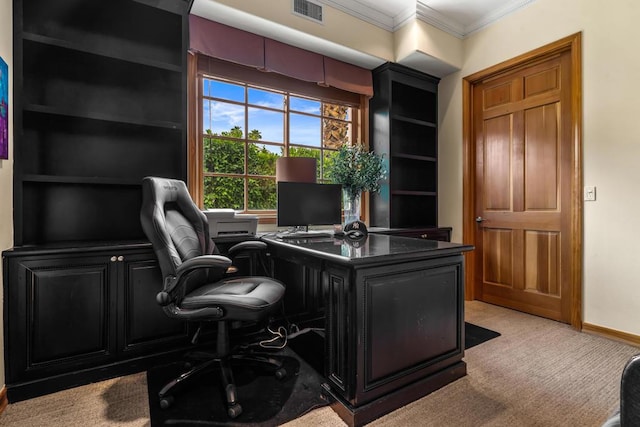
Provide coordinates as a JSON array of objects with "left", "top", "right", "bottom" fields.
[
  {"left": 12, "top": 0, "right": 189, "bottom": 246},
  {"left": 3, "top": 244, "right": 190, "bottom": 401},
  {"left": 5, "top": 0, "right": 192, "bottom": 401},
  {"left": 369, "top": 63, "right": 441, "bottom": 230}
]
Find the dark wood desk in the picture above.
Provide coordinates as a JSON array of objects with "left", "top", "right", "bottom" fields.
[{"left": 262, "top": 234, "right": 474, "bottom": 426}]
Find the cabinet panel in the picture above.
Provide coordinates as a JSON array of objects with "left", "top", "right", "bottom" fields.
[
  {"left": 32, "top": 266, "right": 111, "bottom": 363},
  {"left": 5, "top": 255, "right": 117, "bottom": 384},
  {"left": 120, "top": 255, "right": 190, "bottom": 354},
  {"left": 365, "top": 265, "right": 459, "bottom": 382},
  {"left": 356, "top": 257, "right": 465, "bottom": 405}
]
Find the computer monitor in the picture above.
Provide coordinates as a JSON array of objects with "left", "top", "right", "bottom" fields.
[{"left": 277, "top": 182, "right": 342, "bottom": 228}]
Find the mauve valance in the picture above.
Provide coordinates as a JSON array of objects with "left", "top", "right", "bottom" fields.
[{"left": 189, "top": 15, "right": 373, "bottom": 97}]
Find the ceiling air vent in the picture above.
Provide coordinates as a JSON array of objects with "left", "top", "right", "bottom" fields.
[{"left": 292, "top": 0, "right": 323, "bottom": 23}]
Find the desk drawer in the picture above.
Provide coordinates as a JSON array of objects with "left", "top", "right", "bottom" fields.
[{"left": 373, "top": 227, "right": 452, "bottom": 242}]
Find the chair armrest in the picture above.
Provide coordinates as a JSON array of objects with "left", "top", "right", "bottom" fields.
[
  {"left": 227, "top": 240, "right": 267, "bottom": 258},
  {"left": 176, "top": 255, "right": 232, "bottom": 275},
  {"left": 162, "top": 255, "right": 232, "bottom": 297}
]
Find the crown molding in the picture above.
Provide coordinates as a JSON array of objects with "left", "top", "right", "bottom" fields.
[
  {"left": 463, "top": 0, "right": 537, "bottom": 36},
  {"left": 319, "top": 0, "right": 416, "bottom": 32},
  {"left": 320, "top": 0, "right": 537, "bottom": 39},
  {"left": 416, "top": 2, "right": 465, "bottom": 38}
]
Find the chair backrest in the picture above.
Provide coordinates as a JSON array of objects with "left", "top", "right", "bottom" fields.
[{"left": 140, "top": 177, "right": 214, "bottom": 282}]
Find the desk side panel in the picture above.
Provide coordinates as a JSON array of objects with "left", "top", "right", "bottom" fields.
[{"left": 357, "top": 255, "right": 465, "bottom": 404}]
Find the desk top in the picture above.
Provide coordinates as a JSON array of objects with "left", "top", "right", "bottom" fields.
[{"left": 261, "top": 233, "right": 473, "bottom": 265}]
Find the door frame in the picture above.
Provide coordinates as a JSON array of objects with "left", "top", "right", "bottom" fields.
[{"left": 462, "top": 33, "right": 583, "bottom": 329}]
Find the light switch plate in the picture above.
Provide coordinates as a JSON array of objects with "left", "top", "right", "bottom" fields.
[{"left": 584, "top": 186, "right": 596, "bottom": 201}]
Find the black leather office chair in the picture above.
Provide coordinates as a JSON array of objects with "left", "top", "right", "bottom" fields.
[
  {"left": 602, "top": 354, "right": 640, "bottom": 427},
  {"left": 140, "top": 176, "right": 287, "bottom": 418}
]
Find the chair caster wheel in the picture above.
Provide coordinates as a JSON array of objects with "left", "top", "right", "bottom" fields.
[
  {"left": 159, "top": 396, "right": 174, "bottom": 409},
  {"left": 227, "top": 403, "right": 243, "bottom": 418},
  {"left": 275, "top": 367, "right": 287, "bottom": 380}
]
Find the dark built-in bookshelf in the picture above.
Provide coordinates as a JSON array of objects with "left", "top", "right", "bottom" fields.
[
  {"left": 369, "top": 62, "right": 440, "bottom": 230},
  {"left": 13, "top": 0, "right": 190, "bottom": 245},
  {"left": 4, "top": 0, "right": 192, "bottom": 402}
]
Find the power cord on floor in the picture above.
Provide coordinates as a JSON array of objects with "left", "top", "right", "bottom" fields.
[{"left": 258, "top": 325, "right": 288, "bottom": 349}]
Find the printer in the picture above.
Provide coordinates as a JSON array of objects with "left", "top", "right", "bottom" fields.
[{"left": 203, "top": 209, "right": 259, "bottom": 238}]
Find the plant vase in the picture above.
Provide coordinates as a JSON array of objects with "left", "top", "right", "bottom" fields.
[{"left": 343, "top": 188, "right": 361, "bottom": 225}]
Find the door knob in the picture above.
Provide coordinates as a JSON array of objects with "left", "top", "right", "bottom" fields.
[{"left": 475, "top": 216, "right": 484, "bottom": 223}]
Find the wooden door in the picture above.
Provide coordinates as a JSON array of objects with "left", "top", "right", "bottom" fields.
[{"left": 471, "top": 48, "right": 576, "bottom": 323}]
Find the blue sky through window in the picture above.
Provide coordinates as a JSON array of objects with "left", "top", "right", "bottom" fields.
[{"left": 204, "top": 78, "right": 326, "bottom": 147}]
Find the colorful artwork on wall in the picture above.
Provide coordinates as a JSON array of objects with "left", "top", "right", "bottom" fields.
[{"left": 0, "top": 56, "right": 7, "bottom": 160}]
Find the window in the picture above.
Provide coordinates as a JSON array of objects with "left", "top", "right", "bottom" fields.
[{"left": 195, "top": 73, "right": 362, "bottom": 218}]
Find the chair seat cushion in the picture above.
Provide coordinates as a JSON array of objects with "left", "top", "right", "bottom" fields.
[{"left": 181, "top": 276, "right": 285, "bottom": 321}]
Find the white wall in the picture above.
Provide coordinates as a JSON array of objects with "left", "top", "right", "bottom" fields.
[
  {"left": 438, "top": 0, "right": 640, "bottom": 336},
  {"left": 0, "top": 0, "right": 13, "bottom": 388}
]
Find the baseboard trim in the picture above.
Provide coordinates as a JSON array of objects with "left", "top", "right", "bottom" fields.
[
  {"left": 0, "top": 386, "right": 8, "bottom": 415},
  {"left": 582, "top": 322, "right": 640, "bottom": 347}
]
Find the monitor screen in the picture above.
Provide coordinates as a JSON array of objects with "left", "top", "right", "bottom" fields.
[{"left": 277, "top": 182, "right": 342, "bottom": 227}]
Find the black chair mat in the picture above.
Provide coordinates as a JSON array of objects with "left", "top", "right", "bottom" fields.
[
  {"left": 147, "top": 347, "right": 327, "bottom": 426},
  {"left": 464, "top": 322, "right": 501, "bottom": 349}
]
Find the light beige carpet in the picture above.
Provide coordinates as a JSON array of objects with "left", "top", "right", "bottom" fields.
[{"left": 1, "top": 301, "right": 637, "bottom": 427}]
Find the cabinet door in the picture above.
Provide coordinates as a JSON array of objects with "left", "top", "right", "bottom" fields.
[
  {"left": 4, "top": 255, "right": 117, "bottom": 384},
  {"left": 271, "top": 248, "right": 325, "bottom": 322},
  {"left": 117, "top": 251, "right": 190, "bottom": 355}
]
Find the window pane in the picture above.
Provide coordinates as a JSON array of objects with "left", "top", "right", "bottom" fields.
[
  {"left": 289, "top": 147, "right": 321, "bottom": 181},
  {"left": 204, "top": 176, "right": 244, "bottom": 210},
  {"left": 323, "top": 119, "right": 351, "bottom": 149},
  {"left": 248, "top": 178, "right": 276, "bottom": 210},
  {"left": 248, "top": 108, "right": 284, "bottom": 143},
  {"left": 248, "top": 88, "right": 284, "bottom": 109},
  {"left": 323, "top": 149, "right": 339, "bottom": 182},
  {"left": 203, "top": 137, "right": 244, "bottom": 174},
  {"left": 203, "top": 79, "right": 210, "bottom": 97},
  {"left": 209, "top": 79, "right": 244, "bottom": 102},
  {"left": 290, "top": 113, "right": 321, "bottom": 146},
  {"left": 202, "top": 99, "right": 211, "bottom": 132},
  {"left": 208, "top": 101, "right": 245, "bottom": 137},
  {"left": 323, "top": 103, "right": 350, "bottom": 121},
  {"left": 291, "top": 96, "right": 320, "bottom": 115},
  {"left": 248, "top": 143, "right": 281, "bottom": 176}
]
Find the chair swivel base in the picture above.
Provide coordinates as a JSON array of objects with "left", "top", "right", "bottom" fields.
[{"left": 157, "top": 352, "right": 286, "bottom": 419}]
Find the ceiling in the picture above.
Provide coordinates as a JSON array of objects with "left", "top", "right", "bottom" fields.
[{"left": 320, "top": 0, "right": 537, "bottom": 37}]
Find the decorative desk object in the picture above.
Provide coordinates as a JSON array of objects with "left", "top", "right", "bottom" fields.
[{"left": 329, "top": 144, "right": 386, "bottom": 225}]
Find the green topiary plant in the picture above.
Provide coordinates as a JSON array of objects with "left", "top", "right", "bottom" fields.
[{"left": 328, "top": 144, "right": 386, "bottom": 200}]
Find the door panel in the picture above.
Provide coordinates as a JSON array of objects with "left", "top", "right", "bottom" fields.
[
  {"left": 524, "top": 103, "right": 559, "bottom": 210},
  {"left": 474, "top": 51, "right": 572, "bottom": 323},
  {"left": 484, "top": 115, "right": 513, "bottom": 210}
]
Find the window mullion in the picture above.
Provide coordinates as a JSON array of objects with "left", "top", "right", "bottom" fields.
[{"left": 244, "top": 84, "right": 249, "bottom": 213}]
